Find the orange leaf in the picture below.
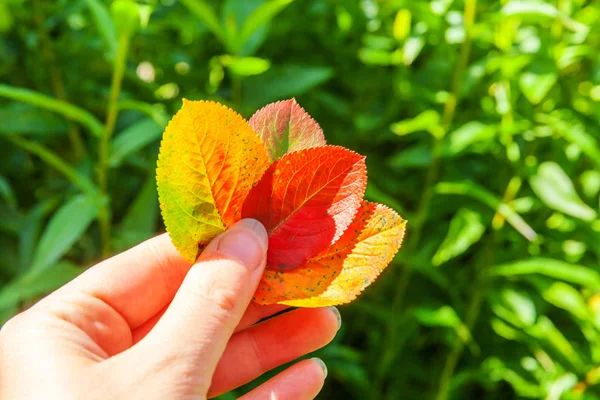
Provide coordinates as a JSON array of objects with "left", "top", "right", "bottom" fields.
[
  {"left": 242, "top": 146, "right": 367, "bottom": 270},
  {"left": 253, "top": 201, "right": 406, "bottom": 306},
  {"left": 157, "top": 100, "right": 270, "bottom": 261},
  {"left": 249, "top": 99, "right": 326, "bottom": 161}
]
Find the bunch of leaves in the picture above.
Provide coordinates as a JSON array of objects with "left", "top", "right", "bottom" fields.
[{"left": 156, "top": 99, "right": 406, "bottom": 306}]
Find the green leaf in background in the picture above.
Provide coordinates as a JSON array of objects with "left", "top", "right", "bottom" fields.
[
  {"left": 179, "top": 0, "right": 227, "bottom": 45},
  {"left": 488, "top": 258, "right": 600, "bottom": 288},
  {"left": 444, "top": 121, "right": 496, "bottom": 155},
  {"left": 235, "top": 0, "right": 294, "bottom": 53},
  {"left": 220, "top": 55, "right": 270, "bottom": 76},
  {"left": 0, "top": 261, "right": 81, "bottom": 325},
  {"left": 0, "top": 176, "right": 16, "bottom": 209},
  {"left": 413, "top": 305, "right": 476, "bottom": 349},
  {"left": 0, "top": 103, "right": 68, "bottom": 137},
  {"left": 537, "top": 113, "right": 600, "bottom": 170},
  {"left": 243, "top": 64, "right": 334, "bottom": 108},
  {"left": 387, "top": 144, "right": 433, "bottom": 169},
  {"left": 390, "top": 110, "right": 441, "bottom": 137},
  {"left": 435, "top": 181, "right": 537, "bottom": 241},
  {"left": 519, "top": 62, "right": 558, "bottom": 104},
  {"left": 111, "top": 0, "right": 141, "bottom": 38},
  {"left": 29, "top": 194, "right": 105, "bottom": 273},
  {"left": 432, "top": 208, "right": 486, "bottom": 266},
  {"left": 540, "top": 281, "right": 589, "bottom": 321},
  {"left": 113, "top": 176, "right": 159, "bottom": 252},
  {"left": 529, "top": 161, "right": 596, "bottom": 222},
  {"left": 109, "top": 118, "right": 163, "bottom": 167},
  {"left": 83, "top": 0, "right": 117, "bottom": 58}
]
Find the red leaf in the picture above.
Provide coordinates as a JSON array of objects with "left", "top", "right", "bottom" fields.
[
  {"left": 242, "top": 146, "right": 367, "bottom": 270},
  {"left": 249, "top": 99, "right": 326, "bottom": 161}
]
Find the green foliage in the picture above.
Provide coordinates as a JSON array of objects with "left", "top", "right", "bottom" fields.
[{"left": 1, "top": 0, "right": 600, "bottom": 399}]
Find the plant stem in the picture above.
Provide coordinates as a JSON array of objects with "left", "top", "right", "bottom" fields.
[
  {"left": 97, "top": 32, "right": 131, "bottom": 257},
  {"left": 5, "top": 136, "right": 97, "bottom": 195},
  {"left": 374, "top": 0, "right": 479, "bottom": 396},
  {"left": 32, "top": 0, "right": 85, "bottom": 160}
]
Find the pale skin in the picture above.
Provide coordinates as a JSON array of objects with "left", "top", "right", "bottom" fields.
[{"left": 0, "top": 219, "right": 341, "bottom": 399}]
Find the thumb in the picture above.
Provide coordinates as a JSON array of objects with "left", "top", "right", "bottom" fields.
[{"left": 136, "top": 219, "right": 268, "bottom": 386}]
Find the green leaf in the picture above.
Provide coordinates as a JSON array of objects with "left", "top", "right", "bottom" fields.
[
  {"left": 432, "top": 208, "right": 486, "bottom": 266},
  {"left": 488, "top": 258, "right": 600, "bottom": 288},
  {"left": 179, "top": 0, "right": 227, "bottom": 45},
  {"left": 30, "top": 194, "right": 105, "bottom": 273},
  {"left": 444, "top": 121, "right": 496, "bottom": 155},
  {"left": 113, "top": 176, "right": 159, "bottom": 252},
  {"left": 529, "top": 161, "right": 596, "bottom": 222},
  {"left": 519, "top": 62, "right": 558, "bottom": 104},
  {"left": 537, "top": 113, "right": 600, "bottom": 170},
  {"left": 109, "top": 118, "right": 163, "bottom": 167},
  {"left": 0, "top": 175, "right": 16, "bottom": 209},
  {"left": 243, "top": 64, "right": 334, "bottom": 108},
  {"left": 387, "top": 144, "right": 432, "bottom": 169},
  {"left": 541, "top": 281, "right": 590, "bottom": 321},
  {"left": 0, "top": 84, "right": 104, "bottom": 137},
  {"left": 111, "top": 0, "right": 141, "bottom": 38},
  {"left": 390, "top": 110, "right": 441, "bottom": 137},
  {"left": 235, "top": 0, "right": 294, "bottom": 52},
  {"left": 0, "top": 261, "right": 82, "bottom": 325},
  {"left": 0, "top": 103, "right": 68, "bottom": 137},
  {"left": 83, "top": 0, "right": 117, "bottom": 58},
  {"left": 221, "top": 55, "right": 270, "bottom": 76},
  {"left": 435, "top": 181, "right": 537, "bottom": 241}
]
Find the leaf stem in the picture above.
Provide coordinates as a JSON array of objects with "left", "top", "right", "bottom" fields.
[{"left": 97, "top": 32, "right": 131, "bottom": 257}]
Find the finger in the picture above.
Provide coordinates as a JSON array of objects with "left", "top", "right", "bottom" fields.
[
  {"left": 55, "top": 233, "right": 191, "bottom": 329},
  {"left": 131, "top": 303, "right": 289, "bottom": 344},
  {"left": 209, "top": 307, "right": 340, "bottom": 397},
  {"left": 135, "top": 219, "right": 268, "bottom": 388},
  {"left": 238, "top": 358, "right": 327, "bottom": 400}
]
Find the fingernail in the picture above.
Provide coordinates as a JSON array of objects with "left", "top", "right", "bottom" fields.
[
  {"left": 329, "top": 306, "right": 342, "bottom": 330},
  {"left": 216, "top": 219, "right": 268, "bottom": 270},
  {"left": 311, "top": 357, "right": 328, "bottom": 379}
]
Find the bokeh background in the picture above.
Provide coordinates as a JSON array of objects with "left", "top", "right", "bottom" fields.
[{"left": 1, "top": 0, "right": 600, "bottom": 398}]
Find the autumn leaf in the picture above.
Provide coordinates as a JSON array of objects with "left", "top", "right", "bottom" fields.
[
  {"left": 242, "top": 146, "right": 367, "bottom": 270},
  {"left": 254, "top": 201, "right": 406, "bottom": 306},
  {"left": 249, "top": 99, "right": 326, "bottom": 161},
  {"left": 157, "top": 100, "right": 270, "bottom": 261}
]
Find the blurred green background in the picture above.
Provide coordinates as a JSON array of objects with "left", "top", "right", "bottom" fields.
[{"left": 1, "top": 0, "right": 600, "bottom": 398}]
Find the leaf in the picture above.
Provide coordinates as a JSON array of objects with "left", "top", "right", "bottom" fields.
[
  {"left": 435, "top": 181, "right": 537, "bottom": 241},
  {"left": 83, "top": 0, "right": 117, "bottom": 58},
  {"left": 242, "top": 146, "right": 366, "bottom": 270},
  {"left": 0, "top": 175, "right": 16, "bottom": 209},
  {"left": 30, "top": 194, "right": 105, "bottom": 273},
  {"left": 179, "top": 0, "right": 227, "bottom": 44},
  {"left": 221, "top": 55, "right": 270, "bottom": 76},
  {"left": 0, "top": 261, "right": 82, "bottom": 324},
  {"left": 157, "top": 100, "right": 270, "bottom": 261},
  {"left": 387, "top": 144, "right": 433, "bottom": 169},
  {"left": 113, "top": 176, "right": 159, "bottom": 252},
  {"left": 519, "top": 62, "right": 558, "bottom": 104},
  {"left": 488, "top": 258, "right": 600, "bottom": 288},
  {"left": 254, "top": 202, "right": 406, "bottom": 306},
  {"left": 110, "top": 0, "right": 141, "bottom": 38},
  {"left": 236, "top": 0, "right": 294, "bottom": 52},
  {"left": 0, "top": 103, "right": 67, "bottom": 137},
  {"left": 529, "top": 161, "right": 596, "bottom": 222},
  {"left": 444, "top": 121, "right": 496, "bottom": 155},
  {"left": 109, "top": 118, "right": 163, "bottom": 167},
  {"left": 541, "top": 281, "right": 589, "bottom": 321},
  {"left": 249, "top": 98, "right": 326, "bottom": 161},
  {"left": 390, "top": 110, "right": 441, "bottom": 137},
  {"left": 432, "top": 208, "right": 486, "bottom": 266},
  {"left": 243, "top": 64, "right": 334, "bottom": 108}
]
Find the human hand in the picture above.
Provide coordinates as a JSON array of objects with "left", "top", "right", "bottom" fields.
[{"left": 0, "top": 219, "right": 341, "bottom": 399}]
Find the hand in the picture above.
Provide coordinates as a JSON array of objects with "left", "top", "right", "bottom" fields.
[{"left": 0, "top": 219, "right": 341, "bottom": 399}]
